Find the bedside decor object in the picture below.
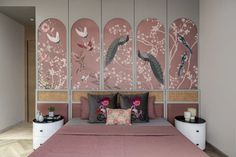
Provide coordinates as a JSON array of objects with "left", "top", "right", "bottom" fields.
[
  {"left": 175, "top": 116, "right": 206, "bottom": 150},
  {"left": 187, "top": 107, "right": 197, "bottom": 119},
  {"left": 36, "top": 111, "right": 40, "bottom": 121},
  {"left": 48, "top": 106, "right": 55, "bottom": 117},
  {"left": 33, "top": 115, "right": 64, "bottom": 149},
  {"left": 38, "top": 113, "right": 44, "bottom": 122},
  {"left": 184, "top": 111, "right": 191, "bottom": 121}
]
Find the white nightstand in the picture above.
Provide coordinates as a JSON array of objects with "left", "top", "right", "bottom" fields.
[
  {"left": 175, "top": 116, "right": 206, "bottom": 150},
  {"left": 33, "top": 116, "right": 64, "bottom": 149}
]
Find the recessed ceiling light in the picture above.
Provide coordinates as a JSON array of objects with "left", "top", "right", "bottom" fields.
[{"left": 30, "top": 18, "right": 35, "bottom": 22}]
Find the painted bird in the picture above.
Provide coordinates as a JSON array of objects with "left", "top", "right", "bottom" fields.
[
  {"left": 105, "top": 35, "right": 129, "bottom": 66},
  {"left": 178, "top": 52, "right": 188, "bottom": 76},
  {"left": 177, "top": 33, "right": 192, "bottom": 54},
  {"left": 76, "top": 27, "right": 88, "bottom": 38},
  {"left": 137, "top": 50, "right": 164, "bottom": 85},
  {"left": 47, "top": 32, "right": 60, "bottom": 43}
]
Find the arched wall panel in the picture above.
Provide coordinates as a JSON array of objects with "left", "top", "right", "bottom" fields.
[
  {"left": 38, "top": 18, "right": 67, "bottom": 89},
  {"left": 136, "top": 18, "right": 165, "bottom": 90},
  {"left": 71, "top": 18, "right": 100, "bottom": 90},
  {"left": 103, "top": 18, "right": 133, "bottom": 90},
  {"left": 169, "top": 18, "right": 198, "bottom": 89}
]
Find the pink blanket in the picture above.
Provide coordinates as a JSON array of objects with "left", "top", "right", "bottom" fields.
[{"left": 29, "top": 125, "right": 209, "bottom": 157}]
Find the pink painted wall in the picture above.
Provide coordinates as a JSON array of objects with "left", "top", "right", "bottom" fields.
[
  {"left": 37, "top": 103, "right": 68, "bottom": 123},
  {"left": 167, "top": 103, "right": 198, "bottom": 124}
]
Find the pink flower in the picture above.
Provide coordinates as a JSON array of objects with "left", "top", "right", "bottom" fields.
[
  {"left": 41, "top": 23, "right": 50, "bottom": 32},
  {"left": 132, "top": 97, "right": 141, "bottom": 106},
  {"left": 99, "top": 97, "right": 110, "bottom": 106}
]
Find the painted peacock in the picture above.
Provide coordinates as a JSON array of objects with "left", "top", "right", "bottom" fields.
[
  {"left": 105, "top": 35, "right": 129, "bottom": 66},
  {"left": 137, "top": 50, "right": 164, "bottom": 85}
]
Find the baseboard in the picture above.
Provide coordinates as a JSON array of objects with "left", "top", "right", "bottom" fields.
[
  {"left": 0, "top": 120, "right": 25, "bottom": 134},
  {"left": 206, "top": 142, "right": 228, "bottom": 157}
]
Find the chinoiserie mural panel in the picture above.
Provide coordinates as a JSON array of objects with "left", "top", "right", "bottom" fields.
[
  {"left": 71, "top": 18, "right": 100, "bottom": 90},
  {"left": 169, "top": 18, "right": 198, "bottom": 89},
  {"left": 136, "top": 18, "right": 165, "bottom": 90},
  {"left": 38, "top": 18, "right": 67, "bottom": 89},
  {"left": 103, "top": 18, "right": 133, "bottom": 90}
]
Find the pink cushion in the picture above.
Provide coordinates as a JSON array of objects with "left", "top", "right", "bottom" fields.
[
  {"left": 80, "top": 97, "right": 89, "bottom": 120},
  {"left": 106, "top": 108, "right": 131, "bottom": 125},
  {"left": 148, "top": 96, "right": 156, "bottom": 119}
]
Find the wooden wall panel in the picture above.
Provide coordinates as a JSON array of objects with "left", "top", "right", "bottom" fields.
[
  {"left": 37, "top": 91, "right": 68, "bottom": 101},
  {"left": 168, "top": 91, "right": 198, "bottom": 102}
]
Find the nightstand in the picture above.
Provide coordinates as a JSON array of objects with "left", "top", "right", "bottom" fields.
[
  {"left": 33, "top": 115, "right": 64, "bottom": 149},
  {"left": 175, "top": 116, "right": 206, "bottom": 150}
]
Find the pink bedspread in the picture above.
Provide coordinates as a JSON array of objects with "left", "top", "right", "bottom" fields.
[{"left": 29, "top": 125, "right": 209, "bottom": 157}]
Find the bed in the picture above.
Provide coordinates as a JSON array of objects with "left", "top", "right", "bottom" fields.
[{"left": 29, "top": 118, "right": 209, "bottom": 157}]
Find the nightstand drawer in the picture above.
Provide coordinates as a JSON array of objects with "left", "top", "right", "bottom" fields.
[
  {"left": 33, "top": 124, "right": 51, "bottom": 137},
  {"left": 33, "top": 136, "right": 48, "bottom": 149},
  {"left": 33, "top": 120, "right": 64, "bottom": 137}
]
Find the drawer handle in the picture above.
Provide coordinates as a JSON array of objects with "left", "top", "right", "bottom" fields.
[
  {"left": 196, "top": 130, "right": 199, "bottom": 133},
  {"left": 40, "top": 130, "right": 43, "bottom": 132},
  {"left": 196, "top": 144, "right": 199, "bottom": 146}
]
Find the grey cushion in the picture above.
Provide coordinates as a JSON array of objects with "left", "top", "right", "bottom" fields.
[
  {"left": 88, "top": 93, "right": 117, "bottom": 123},
  {"left": 119, "top": 92, "right": 149, "bottom": 123}
]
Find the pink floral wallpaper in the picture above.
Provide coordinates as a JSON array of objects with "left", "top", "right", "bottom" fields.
[
  {"left": 71, "top": 18, "right": 100, "bottom": 90},
  {"left": 38, "top": 18, "right": 67, "bottom": 89},
  {"left": 136, "top": 18, "right": 165, "bottom": 90},
  {"left": 169, "top": 18, "right": 198, "bottom": 89},
  {"left": 103, "top": 18, "right": 133, "bottom": 90}
]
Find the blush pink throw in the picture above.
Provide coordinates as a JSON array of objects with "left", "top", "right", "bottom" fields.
[{"left": 29, "top": 125, "right": 209, "bottom": 157}]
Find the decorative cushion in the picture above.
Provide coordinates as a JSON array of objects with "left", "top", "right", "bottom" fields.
[
  {"left": 119, "top": 92, "right": 149, "bottom": 123},
  {"left": 80, "top": 97, "right": 89, "bottom": 120},
  {"left": 148, "top": 96, "right": 156, "bottom": 119},
  {"left": 106, "top": 108, "right": 131, "bottom": 125},
  {"left": 88, "top": 93, "right": 117, "bottom": 123}
]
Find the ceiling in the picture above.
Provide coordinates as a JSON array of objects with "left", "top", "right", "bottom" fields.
[{"left": 0, "top": 6, "right": 35, "bottom": 25}]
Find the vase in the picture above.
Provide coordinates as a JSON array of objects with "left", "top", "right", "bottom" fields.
[
  {"left": 38, "top": 113, "right": 44, "bottom": 122},
  {"left": 36, "top": 111, "right": 40, "bottom": 121},
  {"left": 49, "top": 112, "right": 54, "bottom": 117}
]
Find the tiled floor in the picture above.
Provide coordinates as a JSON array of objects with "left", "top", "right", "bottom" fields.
[{"left": 0, "top": 122, "right": 225, "bottom": 157}]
